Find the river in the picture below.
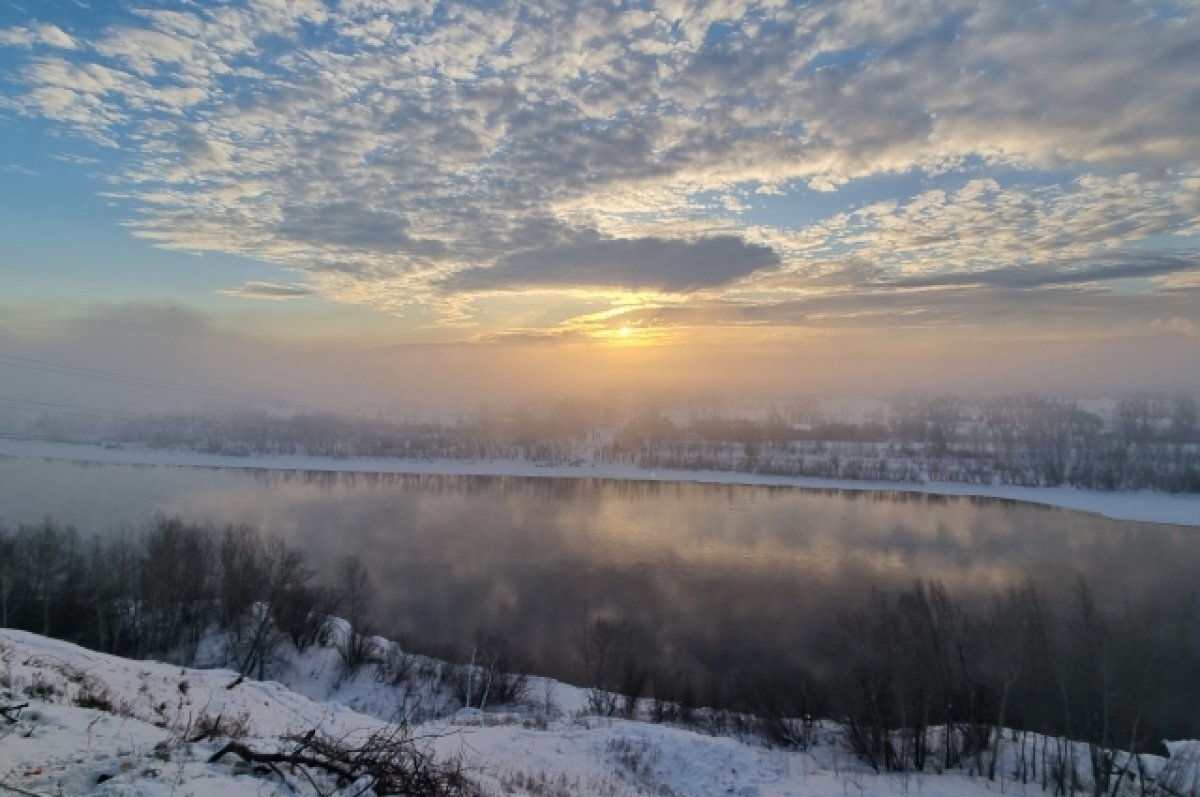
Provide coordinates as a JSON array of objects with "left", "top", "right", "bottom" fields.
[{"left": 1, "top": 455, "right": 1196, "bottom": 684}]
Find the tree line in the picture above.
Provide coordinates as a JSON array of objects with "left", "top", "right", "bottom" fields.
[
  {"left": 0, "top": 516, "right": 375, "bottom": 678},
  {"left": 10, "top": 393, "right": 1200, "bottom": 493},
  {"left": 608, "top": 394, "right": 1200, "bottom": 492},
  {"left": 576, "top": 580, "right": 1200, "bottom": 795}
]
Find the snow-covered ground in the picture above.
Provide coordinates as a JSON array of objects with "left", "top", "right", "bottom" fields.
[
  {"left": 7, "top": 628, "right": 1192, "bottom": 797},
  {"left": 2, "top": 437, "right": 1199, "bottom": 526}
]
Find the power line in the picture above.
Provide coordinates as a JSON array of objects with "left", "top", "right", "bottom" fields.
[
  {"left": 0, "top": 396, "right": 295, "bottom": 437},
  {"left": 0, "top": 352, "right": 291, "bottom": 406},
  {"left": 0, "top": 351, "right": 363, "bottom": 415}
]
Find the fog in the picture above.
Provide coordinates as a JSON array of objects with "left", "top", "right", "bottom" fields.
[{"left": 2, "top": 303, "right": 1200, "bottom": 422}]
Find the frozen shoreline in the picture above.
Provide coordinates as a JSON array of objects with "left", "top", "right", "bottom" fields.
[{"left": 2, "top": 436, "right": 1199, "bottom": 527}]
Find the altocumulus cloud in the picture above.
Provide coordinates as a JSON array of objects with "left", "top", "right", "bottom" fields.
[
  {"left": 0, "top": 22, "right": 75, "bottom": 49},
  {"left": 0, "top": 0, "right": 1198, "bottom": 329}
]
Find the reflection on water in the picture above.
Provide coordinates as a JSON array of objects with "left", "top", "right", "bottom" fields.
[{"left": 1, "top": 457, "right": 1197, "bottom": 682}]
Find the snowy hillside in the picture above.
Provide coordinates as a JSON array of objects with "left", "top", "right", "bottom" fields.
[{"left": 2, "top": 628, "right": 1197, "bottom": 796}]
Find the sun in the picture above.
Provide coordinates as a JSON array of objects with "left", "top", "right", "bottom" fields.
[{"left": 595, "top": 323, "right": 653, "bottom": 347}]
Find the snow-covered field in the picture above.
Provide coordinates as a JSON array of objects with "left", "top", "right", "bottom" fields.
[
  {"left": 2, "top": 437, "right": 1199, "bottom": 526},
  {"left": 6, "top": 628, "right": 1193, "bottom": 797}
]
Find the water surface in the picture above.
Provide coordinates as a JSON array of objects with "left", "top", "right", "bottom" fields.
[{"left": 1, "top": 456, "right": 1196, "bottom": 683}]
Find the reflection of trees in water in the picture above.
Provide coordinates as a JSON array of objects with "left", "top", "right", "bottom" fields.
[
  {"left": 4, "top": 460, "right": 1200, "bottom": 741},
  {"left": 242, "top": 467, "right": 1037, "bottom": 516},
  {"left": 246, "top": 475, "right": 1198, "bottom": 696}
]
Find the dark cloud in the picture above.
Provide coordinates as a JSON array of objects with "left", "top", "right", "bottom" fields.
[
  {"left": 218, "top": 281, "right": 316, "bottom": 300},
  {"left": 444, "top": 233, "right": 781, "bottom": 293},
  {"left": 877, "top": 252, "right": 1200, "bottom": 290},
  {"left": 612, "top": 285, "right": 1200, "bottom": 331},
  {"left": 507, "top": 111, "right": 672, "bottom": 189},
  {"left": 279, "top": 202, "right": 447, "bottom": 259}
]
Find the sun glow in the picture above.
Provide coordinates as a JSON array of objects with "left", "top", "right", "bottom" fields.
[{"left": 591, "top": 323, "right": 662, "bottom": 347}]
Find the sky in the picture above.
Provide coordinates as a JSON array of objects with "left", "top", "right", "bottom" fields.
[{"left": 1, "top": 0, "right": 1200, "bottom": 405}]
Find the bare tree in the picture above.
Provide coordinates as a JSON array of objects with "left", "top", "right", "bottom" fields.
[
  {"left": 0, "top": 525, "right": 19, "bottom": 628},
  {"left": 449, "top": 631, "right": 531, "bottom": 710},
  {"left": 23, "top": 520, "right": 71, "bottom": 637},
  {"left": 577, "top": 615, "right": 645, "bottom": 717},
  {"left": 230, "top": 537, "right": 319, "bottom": 679},
  {"left": 981, "top": 582, "right": 1040, "bottom": 780},
  {"left": 137, "top": 517, "right": 216, "bottom": 661},
  {"left": 337, "top": 554, "right": 377, "bottom": 673},
  {"left": 209, "top": 723, "right": 475, "bottom": 795}
]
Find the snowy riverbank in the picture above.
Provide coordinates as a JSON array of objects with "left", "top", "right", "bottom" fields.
[
  {"left": 4, "top": 628, "right": 1196, "bottom": 796},
  {"left": 2, "top": 437, "right": 1199, "bottom": 526}
]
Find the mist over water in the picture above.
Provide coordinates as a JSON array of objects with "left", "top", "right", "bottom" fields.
[{"left": 3, "top": 457, "right": 1196, "bottom": 686}]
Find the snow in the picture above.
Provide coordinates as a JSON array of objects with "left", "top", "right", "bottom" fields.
[
  {"left": 2, "top": 437, "right": 1199, "bottom": 526},
  {"left": 8, "top": 628, "right": 1176, "bottom": 797},
  {"left": 0, "top": 631, "right": 393, "bottom": 795}
]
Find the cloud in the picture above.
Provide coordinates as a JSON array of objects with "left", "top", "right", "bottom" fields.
[
  {"left": 878, "top": 252, "right": 1200, "bottom": 290},
  {"left": 0, "top": 23, "right": 76, "bottom": 49},
  {"left": 471, "top": 328, "right": 588, "bottom": 345},
  {"left": 608, "top": 285, "right": 1200, "bottom": 336},
  {"left": 445, "top": 233, "right": 780, "bottom": 292},
  {"left": 771, "top": 175, "right": 1200, "bottom": 291},
  {"left": 1152, "top": 317, "right": 1200, "bottom": 338},
  {"left": 50, "top": 153, "right": 102, "bottom": 165},
  {"left": 218, "top": 281, "right": 316, "bottom": 301},
  {"left": 279, "top": 202, "right": 448, "bottom": 259},
  {"left": 1, "top": 0, "right": 1199, "bottom": 329}
]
